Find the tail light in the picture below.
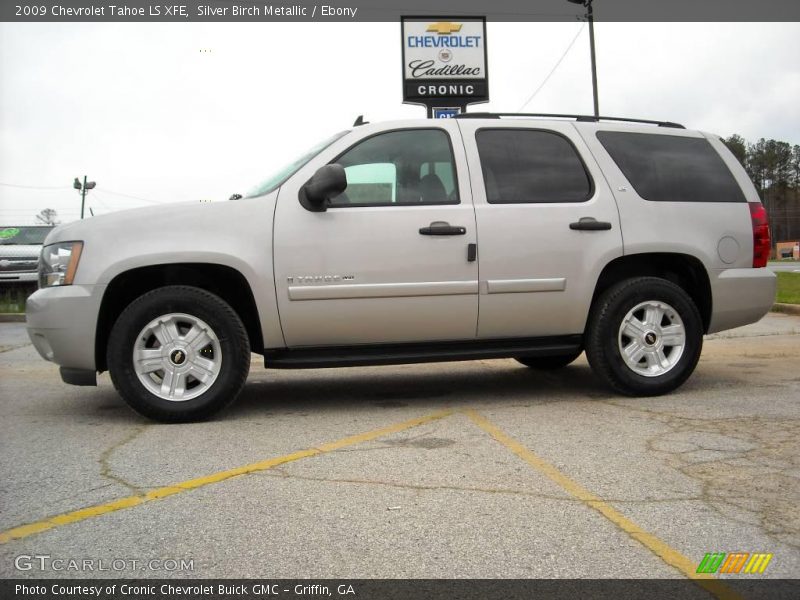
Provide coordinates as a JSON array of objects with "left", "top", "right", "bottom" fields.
[{"left": 748, "top": 202, "right": 771, "bottom": 268}]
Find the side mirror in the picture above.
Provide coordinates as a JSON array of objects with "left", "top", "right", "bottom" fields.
[{"left": 299, "top": 164, "right": 347, "bottom": 212}]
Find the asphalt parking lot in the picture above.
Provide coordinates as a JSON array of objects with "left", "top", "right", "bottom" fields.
[{"left": 0, "top": 314, "right": 799, "bottom": 582}]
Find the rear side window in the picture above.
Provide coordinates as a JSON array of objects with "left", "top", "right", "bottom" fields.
[
  {"left": 476, "top": 129, "right": 592, "bottom": 204},
  {"left": 597, "top": 132, "right": 746, "bottom": 203}
]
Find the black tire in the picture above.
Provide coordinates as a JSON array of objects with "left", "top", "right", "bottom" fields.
[
  {"left": 516, "top": 351, "right": 583, "bottom": 370},
  {"left": 585, "top": 277, "right": 703, "bottom": 396},
  {"left": 107, "top": 285, "right": 250, "bottom": 422}
]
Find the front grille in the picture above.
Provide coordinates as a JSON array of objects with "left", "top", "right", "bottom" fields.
[{"left": 0, "top": 258, "right": 39, "bottom": 273}]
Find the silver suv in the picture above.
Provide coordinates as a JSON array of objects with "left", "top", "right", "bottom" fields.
[{"left": 26, "top": 114, "right": 776, "bottom": 422}]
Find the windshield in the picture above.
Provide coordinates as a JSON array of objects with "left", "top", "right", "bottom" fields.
[
  {"left": 0, "top": 226, "right": 53, "bottom": 245},
  {"left": 244, "top": 131, "right": 349, "bottom": 198}
]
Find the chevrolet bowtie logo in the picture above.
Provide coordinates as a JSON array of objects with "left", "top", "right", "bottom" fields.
[{"left": 427, "top": 22, "right": 463, "bottom": 35}]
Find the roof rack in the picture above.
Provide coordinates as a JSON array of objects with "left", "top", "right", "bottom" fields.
[{"left": 453, "top": 113, "right": 685, "bottom": 129}]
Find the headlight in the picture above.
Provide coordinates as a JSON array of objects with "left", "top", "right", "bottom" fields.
[{"left": 39, "top": 241, "right": 83, "bottom": 288}]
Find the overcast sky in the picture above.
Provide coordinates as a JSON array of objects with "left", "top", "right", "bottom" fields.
[{"left": 1, "top": 21, "right": 798, "bottom": 225}]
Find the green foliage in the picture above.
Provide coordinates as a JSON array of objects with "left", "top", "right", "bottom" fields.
[
  {"left": 723, "top": 134, "right": 747, "bottom": 166},
  {"left": 0, "top": 285, "right": 35, "bottom": 313},
  {"left": 724, "top": 134, "right": 800, "bottom": 244},
  {"left": 776, "top": 272, "right": 800, "bottom": 305}
]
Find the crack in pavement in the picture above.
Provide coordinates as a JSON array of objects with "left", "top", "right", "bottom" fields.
[
  {"left": 0, "top": 343, "right": 32, "bottom": 353},
  {"left": 51, "top": 483, "right": 117, "bottom": 503},
  {"left": 98, "top": 425, "right": 149, "bottom": 496},
  {"left": 256, "top": 466, "right": 578, "bottom": 502},
  {"left": 598, "top": 399, "right": 800, "bottom": 550},
  {"left": 706, "top": 331, "right": 800, "bottom": 340},
  {"left": 251, "top": 465, "right": 729, "bottom": 506}
]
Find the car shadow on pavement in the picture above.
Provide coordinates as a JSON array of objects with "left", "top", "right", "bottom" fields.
[
  {"left": 227, "top": 360, "right": 607, "bottom": 419},
  {"left": 77, "top": 361, "right": 738, "bottom": 424},
  {"left": 21, "top": 362, "right": 606, "bottom": 425},
  {"left": 29, "top": 357, "right": 736, "bottom": 424}
]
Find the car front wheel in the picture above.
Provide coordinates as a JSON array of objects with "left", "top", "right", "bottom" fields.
[
  {"left": 107, "top": 285, "right": 250, "bottom": 422},
  {"left": 585, "top": 277, "right": 703, "bottom": 396}
]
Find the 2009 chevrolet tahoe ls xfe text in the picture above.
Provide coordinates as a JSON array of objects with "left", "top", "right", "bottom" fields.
[{"left": 26, "top": 114, "right": 777, "bottom": 422}]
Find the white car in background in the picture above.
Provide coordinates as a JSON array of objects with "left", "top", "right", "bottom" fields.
[{"left": 0, "top": 226, "right": 53, "bottom": 284}]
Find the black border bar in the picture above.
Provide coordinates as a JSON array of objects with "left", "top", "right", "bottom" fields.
[
  {"left": 4, "top": 1, "right": 800, "bottom": 22},
  {"left": 4, "top": 579, "right": 800, "bottom": 600}
]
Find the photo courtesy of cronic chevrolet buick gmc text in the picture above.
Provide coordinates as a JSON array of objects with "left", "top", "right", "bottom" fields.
[{"left": 26, "top": 114, "right": 777, "bottom": 422}]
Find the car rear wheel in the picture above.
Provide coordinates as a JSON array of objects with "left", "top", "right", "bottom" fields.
[
  {"left": 107, "top": 285, "right": 250, "bottom": 422},
  {"left": 515, "top": 351, "right": 583, "bottom": 370},
  {"left": 585, "top": 277, "right": 703, "bottom": 396}
]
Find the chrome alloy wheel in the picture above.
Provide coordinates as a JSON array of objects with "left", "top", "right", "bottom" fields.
[
  {"left": 617, "top": 300, "right": 686, "bottom": 378},
  {"left": 132, "top": 313, "right": 222, "bottom": 401}
]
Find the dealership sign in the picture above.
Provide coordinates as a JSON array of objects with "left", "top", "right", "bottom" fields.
[{"left": 401, "top": 17, "right": 488, "bottom": 115}]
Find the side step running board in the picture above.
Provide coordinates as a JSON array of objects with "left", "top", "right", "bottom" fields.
[{"left": 263, "top": 335, "right": 583, "bottom": 369}]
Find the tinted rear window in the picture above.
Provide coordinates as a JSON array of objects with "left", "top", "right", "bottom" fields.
[
  {"left": 476, "top": 129, "right": 592, "bottom": 204},
  {"left": 597, "top": 132, "right": 745, "bottom": 203}
]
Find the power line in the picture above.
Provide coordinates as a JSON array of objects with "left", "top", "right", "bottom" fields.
[
  {"left": 92, "top": 189, "right": 162, "bottom": 204},
  {"left": 0, "top": 182, "right": 163, "bottom": 206},
  {"left": 518, "top": 23, "right": 586, "bottom": 112},
  {"left": 0, "top": 182, "right": 72, "bottom": 190},
  {"left": 0, "top": 207, "right": 81, "bottom": 211}
]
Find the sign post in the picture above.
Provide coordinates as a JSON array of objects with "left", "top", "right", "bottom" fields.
[{"left": 401, "top": 16, "right": 488, "bottom": 117}]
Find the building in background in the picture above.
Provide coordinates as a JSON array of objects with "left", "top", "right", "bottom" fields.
[{"left": 776, "top": 240, "right": 800, "bottom": 260}]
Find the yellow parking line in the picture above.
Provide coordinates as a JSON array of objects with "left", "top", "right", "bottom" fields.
[
  {"left": 463, "top": 409, "right": 742, "bottom": 600},
  {"left": 0, "top": 408, "right": 454, "bottom": 545}
]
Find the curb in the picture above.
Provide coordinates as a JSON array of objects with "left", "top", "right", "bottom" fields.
[
  {"left": 771, "top": 303, "right": 800, "bottom": 316},
  {"left": 0, "top": 313, "right": 25, "bottom": 323}
]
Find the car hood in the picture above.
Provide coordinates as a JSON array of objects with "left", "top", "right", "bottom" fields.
[{"left": 44, "top": 194, "right": 278, "bottom": 248}]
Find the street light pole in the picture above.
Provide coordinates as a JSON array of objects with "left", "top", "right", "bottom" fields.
[
  {"left": 586, "top": 0, "right": 599, "bottom": 117},
  {"left": 73, "top": 175, "right": 96, "bottom": 219},
  {"left": 568, "top": 0, "right": 599, "bottom": 117},
  {"left": 80, "top": 175, "right": 88, "bottom": 220}
]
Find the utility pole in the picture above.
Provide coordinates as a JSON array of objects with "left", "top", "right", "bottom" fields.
[
  {"left": 587, "top": 0, "right": 599, "bottom": 117},
  {"left": 568, "top": 0, "right": 599, "bottom": 117},
  {"left": 73, "top": 176, "right": 96, "bottom": 219}
]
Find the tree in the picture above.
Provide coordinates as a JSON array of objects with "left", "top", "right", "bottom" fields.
[
  {"left": 747, "top": 138, "right": 769, "bottom": 192},
  {"left": 792, "top": 145, "right": 800, "bottom": 188},
  {"left": 35, "top": 208, "right": 60, "bottom": 226},
  {"left": 767, "top": 139, "right": 793, "bottom": 189},
  {"left": 731, "top": 135, "right": 800, "bottom": 244},
  {"left": 723, "top": 134, "right": 747, "bottom": 166}
]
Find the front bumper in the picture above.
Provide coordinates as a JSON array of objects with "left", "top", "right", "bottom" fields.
[
  {"left": 0, "top": 271, "right": 37, "bottom": 283},
  {"left": 26, "top": 284, "right": 106, "bottom": 372},
  {"left": 707, "top": 268, "right": 777, "bottom": 334}
]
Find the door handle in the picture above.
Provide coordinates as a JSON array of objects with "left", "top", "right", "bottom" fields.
[
  {"left": 419, "top": 221, "right": 467, "bottom": 236},
  {"left": 569, "top": 217, "right": 612, "bottom": 231}
]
